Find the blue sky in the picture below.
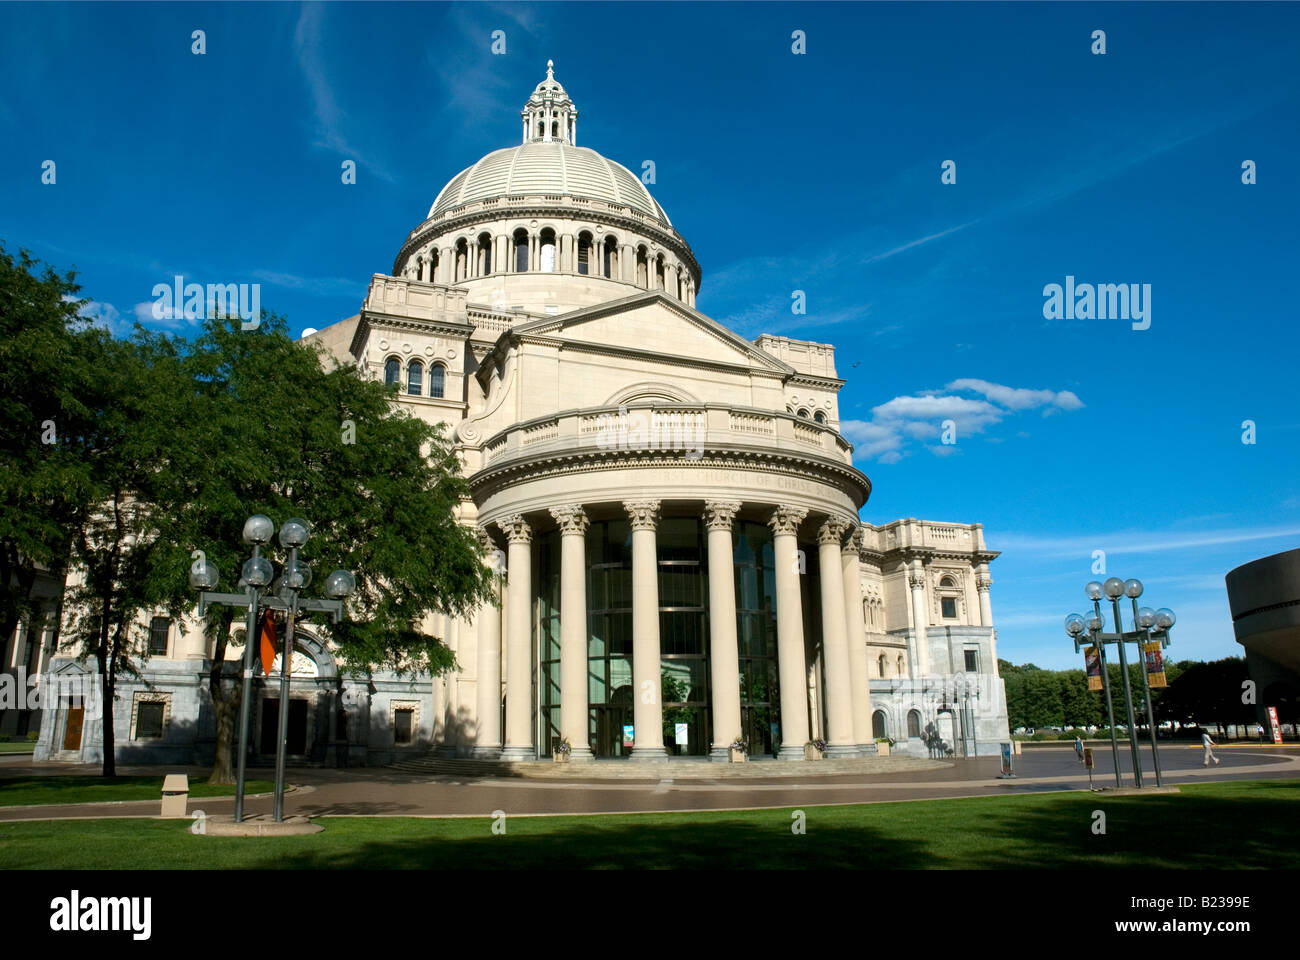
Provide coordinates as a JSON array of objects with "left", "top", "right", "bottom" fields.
[{"left": 2, "top": 2, "right": 1298, "bottom": 669}]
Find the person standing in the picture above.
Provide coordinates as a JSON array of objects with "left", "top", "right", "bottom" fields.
[
  {"left": 1201, "top": 730, "right": 1220, "bottom": 766},
  {"left": 1074, "top": 735, "right": 1085, "bottom": 764}
]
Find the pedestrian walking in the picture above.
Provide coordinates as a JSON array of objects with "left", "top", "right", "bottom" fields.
[
  {"left": 1201, "top": 730, "right": 1220, "bottom": 766},
  {"left": 1074, "top": 736, "right": 1084, "bottom": 764}
]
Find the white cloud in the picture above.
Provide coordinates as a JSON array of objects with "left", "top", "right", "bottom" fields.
[{"left": 843, "top": 378, "right": 1084, "bottom": 465}]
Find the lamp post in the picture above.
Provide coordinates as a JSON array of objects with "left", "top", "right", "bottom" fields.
[
  {"left": 193, "top": 515, "right": 355, "bottom": 822},
  {"left": 1066, "top": 608, "right": 1122, "bottom": 787},
  {"left": 1065, "top": 578, "right": 1174, "bottom": 790}
]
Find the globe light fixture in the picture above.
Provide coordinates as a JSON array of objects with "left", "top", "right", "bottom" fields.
[
  {"left": 242, "top": 514, "right": 275, "bottom": 546},
  {"left": 325, "top": 569, "right": 356, "bottom": 600},
  {"left": 242, "top": 556, "right": 274, "bottom": 588},
  {"left": 1136, "top": 606, "right": 1156, "bottom": 629},
  {"left": 1085, "top": 610, "right": 1104, "bottom": 632},
  {"left": 1103, "top": 577, "right": 1126, "bottom": 600},
  {"left": 1065, "top": 613, "right": 1086, "bottom": 636},
  {"left": 286, "top": 560, "right": 313, "bottom": 590},
  {"left": 1154, "top": 608, "right": 1176, "bottom": 630},
  {"left": 189, "top": 559, "right": 219, "bottom": 591},
  {"left": 1085, "top": 581, "right": 1104, "bottom": 600},
  {"left": 279, "top": 517, "right": 311, "bottom": 549},
  {"left": 1124, "top": 578, "right": 1144, "bottom": 599}
]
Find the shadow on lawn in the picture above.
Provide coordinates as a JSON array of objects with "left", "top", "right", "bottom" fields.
[{"left": 253, "top": 782, "right": 1300, "bottom": 870}]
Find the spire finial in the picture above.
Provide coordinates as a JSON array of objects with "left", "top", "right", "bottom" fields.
[{"left": 546, "top": 59, "right": 554, "bottom": 80}]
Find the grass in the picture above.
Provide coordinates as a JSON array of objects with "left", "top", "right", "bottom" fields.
[
  {"left": 0, "top": 742, "right": 37, "bottom": 754},
  {"left": 0, "top": 779, "right": 1297, "bottom": 869},
  {"left": 0, "top": 776, "right": 275, "bottom": 807}
]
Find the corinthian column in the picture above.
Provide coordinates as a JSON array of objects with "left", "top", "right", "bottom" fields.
[
  {"left": 625, "top": 499, "right": 665, "bottom": 760},
  {"left": 550, "top": 505, "right": 593, "bottom": 760},
  {"left": 817, "top": 517, "right": 857, "bottom": 757},
  {"left": 497, "top": 515, "right": 534, "bottom": 760},
  {"left": 977, "top": 563, "right": 998, "bottom": 678},
  {"left": 842, "top": 530, "right": 874, "bottom": 752},
  {"left": 769, "top": 506, "right": 810, "bottom": 759},
  {"left": 910, "top": 563, "right": 931, "bottom": 677},
  {"left": 704, "top": 500, "right": 742, "bottom": 761},
  {"left": 473, "top": 528, "right": 503, "bottom": 758}
]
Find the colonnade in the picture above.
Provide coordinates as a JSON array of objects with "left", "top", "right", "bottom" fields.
[
  {"left": 475, "top": 499, "right": 873, "bottom": 761},
  {"left": 407, "top": 232, "right": 697, "bottom": 306}
]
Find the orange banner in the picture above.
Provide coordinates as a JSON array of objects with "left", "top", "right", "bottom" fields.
[{"left": 258, "top": 610, "right": 278, "bottom": 676}]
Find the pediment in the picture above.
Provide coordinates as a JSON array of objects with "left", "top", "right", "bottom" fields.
[{"left": 512, "top": 291, "right": 793, "bottom": 375}]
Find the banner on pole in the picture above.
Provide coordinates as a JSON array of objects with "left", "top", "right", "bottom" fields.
[
  {"left": 1143, "top": 640, "right": 1167, "bottom": 688},
  {"left": 1085, "top": 645, "right": 1103, "bottom": 691},
  {"left": 1268, "top": 706, "right": 1283, "bottom": 744}
]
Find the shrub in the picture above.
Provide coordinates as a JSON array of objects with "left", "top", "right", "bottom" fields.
[{"left": 27, "top": 731, "right": 40, "bottom": 742}]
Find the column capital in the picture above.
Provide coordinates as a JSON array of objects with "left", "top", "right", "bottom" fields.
[
  {"left": 549, "top": 504, "right": 590, "bottom": 535},
  {"left": 976, "top": 576, "right": 993, "bottom": 593},
  {"left": 767, "top": 506, "right": 807, "bottom": 536},
  {"left": 623, "top": 499, "right": 661, "bottom": 530},
  {"left": 817, "top": 516, "right": 853, "bottom": 546},
  {"left": 476, "top": 526, "right": 496, "bottom": 551},
  {"left": 841, "top": 525, "right": 863, "bottom": 556},
  {"left": 497, "top": 514, "right": 532, "bottom": 544},
  {"left": 703, "top": 500, "right": 742, "bottom": 531},
  {"left": 909, "top": 572, "right": 927, "bottom": 591}
]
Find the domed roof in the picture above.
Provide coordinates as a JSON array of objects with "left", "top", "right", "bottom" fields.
[{"left": 428, "top": 141, "right": 672, "bottom": 226}]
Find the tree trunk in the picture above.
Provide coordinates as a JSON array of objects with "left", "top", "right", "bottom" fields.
[{"left": 208, "top": 680, "right": 239, "bottom": 785}]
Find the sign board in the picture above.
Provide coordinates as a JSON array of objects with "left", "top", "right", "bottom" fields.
[
  {"left": 999, "top": 741, "right": 1013, "bottom": 776},
  {"left": 1268, "top": 706, "right": 1283, "bottom": 744},
  {"left": 1083, "top": 747, "right": 1094, "bottom": 769},
  {"left": 674, "top": 722, "right": 689, "bottom": 746},
  {"left": 1085, "top": 645, "right": 1103, "bottom": 691},
  {"left": 622, "top": 724, "right": 634, "bottom": 749},
  {"left": 1143, "top": 640, "right": 1167, "bottom": 688}
]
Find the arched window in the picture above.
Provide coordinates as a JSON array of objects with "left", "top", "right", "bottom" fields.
[
  {"left": 454, "top": 238, "right": 469, "bottom": 282},
  {"left": 407, "top": 360, "right": 423, "bottom": 396},
  {"left": 636, "top": 247, "right": 648, "bottom": 288},
  {"left": 797, "top": 408, "right": 811, "bottom": 419},
  {"left": 540, "top": 228, "right": 556, "bottom": 272},
  {"left": 477, "top": 233, "right": 493, "bottom": 275},
  {"left": 655, "top": 255, "right": 665, "bottom": 290},
  {"left": 907, "top": 710, "right": 922, "bottom": 739},
  {"left": 551, "top": 121, "right": 558, "bottom": 138},
  {"left": 872, "top": 710, "right": 888, "bottom": 739},
  {"left": 384, "top": 358, "right": 400, "bottom": 386},
  {"left": 940, "top": 575, "right": 956, "bottom": 588},
  {"left": 577, "top": 231, "right": 593, "bottom": 275},
  {"left": 514, "top": 229, "right": 529, "bottom": 272},
  {"left": 429, "top": 363, "right": 446, "bottom": 399},
  {"left": 897, "top": 654, "right": 905, "bottom": 675},
  {"left": 814, "top": 410, "right": 826, "bottom": 424},
  {"left": 603, "top": 236, "right": 617, "bottom": 278},
  {"left": 877, "top": 653, "right": 887, "bottom": 677}
]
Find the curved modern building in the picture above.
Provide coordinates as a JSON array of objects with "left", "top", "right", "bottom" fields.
[
  {"left": 1226, "top": 547, "right": 1300, "bottom": 732},
  {"left": 18, "top": 62, "right": 1010, "bottom": 765}
]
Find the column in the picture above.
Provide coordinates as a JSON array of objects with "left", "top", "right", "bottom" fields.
[
  {"left": 704, "top": 501, "right": 742, "bottom": 761},
  {"left": 817, "top": 517, "right": 856, "bottom": 757},
  {"left": 625, "top": 499, "right": 665, "bottom": 760},
  {"left": 769, "top": 506, "right": 810, "bottom": 759},
  {"left": 842, "top": 530, "right": 874, "bottom": 752},
  {"left": 620, "top": 244, "right": 635, "bottom": 282},
  {"left": 473, "top": 528, "right": 503, "bottom": 758},
  {"left": 496, "top": 235, "right": 508, "bottom": 276},
  {"left": 664, "top": 263, "right": 678, "bottom": 299},
  {"left": 910, "top": 562, "right": 931, "bottom": 677},
  {"left": 530, "top": 233, "right": 540, "bottom": 273},
  {"left": 976, "top": 563, "right": 998, "bottom": 678},
  {"left": 497, "top": 515, "right": 534, "bottom": 760},
  {"left": 550, "top": 505, "right": 593, "bottom": 760}
]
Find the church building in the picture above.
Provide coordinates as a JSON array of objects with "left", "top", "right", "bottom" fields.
[{"left": 15, "top": 62, "right": 1009, "bottom": 765}]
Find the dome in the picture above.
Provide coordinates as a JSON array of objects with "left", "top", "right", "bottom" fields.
[{"left": 428, "top": 141, "right": 672, "bottom": 226}]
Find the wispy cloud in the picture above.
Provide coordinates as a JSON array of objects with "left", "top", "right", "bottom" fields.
[
  {"left": 294, "top": 3, "right": 395, "bottom": 182},
  {"left": 842, "top": 378, "right": 1085, "bottom": 463},
  {"left": 995, "top": 524, "right": 1300, "bottom": 559},
  {"left": 253, "top": 270, "right": 360, "bottom": 298}
]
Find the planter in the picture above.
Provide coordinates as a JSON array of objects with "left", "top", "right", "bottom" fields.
[
  {"left": 804, "top": 744, "right": 824, "bottom": 761},
  {"left": 552, "top": 751, "right": 570, "bottom": 763},
  {"left": 728, "top": 747, "right": 746, "bottom": 763},
  {"left": 876, "top": 742, "right": 891, "bottom": 756}
]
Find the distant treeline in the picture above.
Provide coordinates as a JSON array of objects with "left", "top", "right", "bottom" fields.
[{"left": 999, "top": 657, "right": 1262, "bottom": 735}]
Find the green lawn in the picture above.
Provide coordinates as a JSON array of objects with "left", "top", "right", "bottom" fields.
[
  {"left": 1, "top": 779, "right": 1296, "bottom": 869},
  {"left": 0, "top": 742, "right": 37, "bottom": 754},
  {"left": 0, "top": 776, "right": 275, "bottom": 807}
]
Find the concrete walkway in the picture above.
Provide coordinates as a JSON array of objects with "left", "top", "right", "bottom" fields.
[{"left": 1, "top": 745, "right": 1296, "bottom": 822}]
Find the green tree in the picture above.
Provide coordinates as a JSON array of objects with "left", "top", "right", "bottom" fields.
[
  {"left": 143, "top": 313, "right": 495, "bottom": 782},
  {"left": 1022, "top": 669, "right": 1065, "bottom": 728}
]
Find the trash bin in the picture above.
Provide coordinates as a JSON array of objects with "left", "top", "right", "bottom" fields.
[{"left": 161, "top": 773, "right": 189, "bottom": 818}]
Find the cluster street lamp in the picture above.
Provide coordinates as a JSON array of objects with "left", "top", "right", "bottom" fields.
[
  {"left": 191, "top": 515, "right": 355, "bottom": 822},
  {"left": 1064, "top": 577, "right": 1174, "bottom": 789}
]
